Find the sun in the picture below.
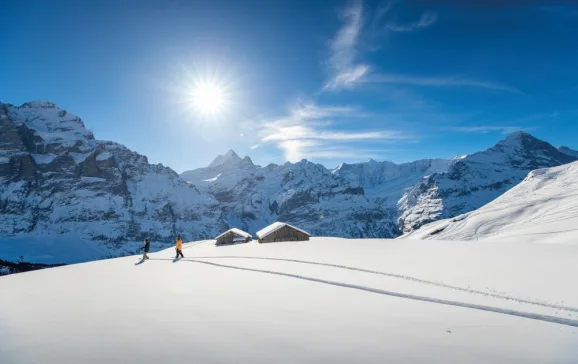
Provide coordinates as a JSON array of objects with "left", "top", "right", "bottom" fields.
[{"left": 191, "top": 81, "right": 227, "bottom": 117}]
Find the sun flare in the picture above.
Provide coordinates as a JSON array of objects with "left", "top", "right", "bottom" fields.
[{"left": 191, "top": 81, "right": 227, "bottom": 117}]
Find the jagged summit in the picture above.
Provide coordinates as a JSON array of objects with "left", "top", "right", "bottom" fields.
[
  {"left": 20, "top": 100, "right": 57, "bottom": 109},
  {"left": 495, "top": 131, "right": 537, "bottom": 148},
  {"left": 208, "top": 149, "right": 242, "bottom": 168},
  {"left": 505, "top": 130, "right": 531, "bottom": 139}
]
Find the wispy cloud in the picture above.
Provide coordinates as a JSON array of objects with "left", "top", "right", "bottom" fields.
[
  {"left": 323, "top": 1, "right": 517, "bottom": 93},
  {"left": 368, "top": 74, "right": 521, "bottom": 92},
  {"left": 324, "top": 0, "right": 371, "bottom": 90},
  {"left": 451, "top": 126, "right": 531, "bottom": 134},
  {"left": 386, "top": 11, "right": 438, "bottom": 32},
  {"left": 249, "top": 101, "right": 408, "bottom": 162},
  {"left": 451, "top": 112, "right": 558, "bottom": 134}
]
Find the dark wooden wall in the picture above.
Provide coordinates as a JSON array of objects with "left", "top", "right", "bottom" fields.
[
  {"left": 216, "top": 232, "right": 251, "bottom": 245},
  {"left": 259, "top": 225, "right": 309, "bottom": 243}
]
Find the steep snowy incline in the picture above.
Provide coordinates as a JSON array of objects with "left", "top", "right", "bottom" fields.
[
  {"left": 401, "top": 160, "right": 578, "bottom": 243},
  {"left": 1, "top": 238, "right": 577, "bottom": 363},
  {"left": 398, "top": 132, "right": 577, "bottom": 233}
]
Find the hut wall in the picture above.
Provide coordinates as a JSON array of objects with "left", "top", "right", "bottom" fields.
[
  {"left": 259, "top": 225, "right": 309, "bottom": 243},
  {"left": 216, "top": 232, "right": 251, "bottom": 245},
  {"left": 216, "top": 232, "right": 235, "bottom": 245}
]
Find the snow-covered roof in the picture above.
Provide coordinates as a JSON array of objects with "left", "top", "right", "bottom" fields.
[
  {"left": 215, "top": 228, "right": 252, "bottom": 240},
  {"left": 256, "top": 222, "right": 311, "bottom": 239}
]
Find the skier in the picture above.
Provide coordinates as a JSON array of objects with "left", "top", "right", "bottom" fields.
[
  {"left": 175, "top": 235, "right": 184, "bottom": 259},
  {"left": 142, "top": 238, "right": 151, "bottom": 260}
]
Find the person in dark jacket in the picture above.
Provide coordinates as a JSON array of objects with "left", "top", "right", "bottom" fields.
[{"left": 143, "top": 239, "right": 151, "bottom": 260}]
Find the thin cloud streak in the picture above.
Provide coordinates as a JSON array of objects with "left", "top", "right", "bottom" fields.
[
  {"left": 451, "top": 126, "right": 533, "bottom": 134},
  {"left": 368, "top": 74, "right": 521, "bottom": 92},
  {"left": 451, "top": 112, "right": 559, "bottom": 134},
  {"left": 386, "top": 12, "right": 438, "bottom": 32}
]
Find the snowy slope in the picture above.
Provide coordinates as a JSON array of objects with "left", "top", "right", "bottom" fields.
[
  {"left": 402, "top": 160, "right": 578, "bottom": 243},
  {"left": 1, "top": 237, "right": 577, "bottom": 363},
  {"left": 398, "top": 132, "right": 577, "bottom": 233}
]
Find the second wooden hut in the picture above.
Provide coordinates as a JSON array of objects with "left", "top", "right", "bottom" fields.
[{"left": 256, "top": 222, "right": 310, "bottom": 243}]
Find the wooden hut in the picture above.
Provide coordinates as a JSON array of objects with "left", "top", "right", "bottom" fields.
[
  {"left": 215, "top": 228, "right": 252, "bottom": 245},
  {"left": 256, "top": 222, "right": 310, "bottom": 243}
]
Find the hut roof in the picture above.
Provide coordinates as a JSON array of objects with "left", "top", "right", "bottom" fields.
[
  {"left": 215, "top": 228, "right": 252, "bottom": 240},
  {"left": 256, "top": 222, "right": 310, "bottom": 239}
]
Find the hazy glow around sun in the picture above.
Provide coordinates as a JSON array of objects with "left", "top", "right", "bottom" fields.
[{"left": 191, "top": 81, "right": 226, "bottom": 116}]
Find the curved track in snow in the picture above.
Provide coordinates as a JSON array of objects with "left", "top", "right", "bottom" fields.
[
  {"left": 179, "top": 258, "right": 578, "bottom": 328},
  {"left": 185, "top": 255, "right": 578, "bottom": 314}
]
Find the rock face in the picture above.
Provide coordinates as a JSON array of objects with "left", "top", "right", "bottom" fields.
[
  {"left": 397, "top": 132, "right": 577, "bottom": 232},
  {"left": 332, "top": 158, "right": 453, "bottom": 206},
  {"left": 1, "top": 100, "right": 576, "bottom": 265},
  {"left": 0, "top": 101, "right": 220, "bottom": 263}
]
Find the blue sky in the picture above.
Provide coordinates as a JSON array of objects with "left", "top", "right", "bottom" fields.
[{"left": 1, "top": 0, "right": 578, "bottom": 172}]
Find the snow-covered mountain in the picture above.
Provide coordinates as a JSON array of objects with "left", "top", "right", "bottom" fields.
[
  {"left": 1, "top": 100, "right": 577, "bottom": 266},
  {"left": 332, "top": 158, "right": 453, "bottom": 205},
  {"left": 0, "top": 101, "right": 221, "bottom": 264},
  {"left": 181, "top": 154, "right": 399, "bottom": 239},
  {"left": 401, "top": 160, "right": 578, "bottom": 243},
  {"left": 397, "top": 132, "right": 577, "bottom": 233}
]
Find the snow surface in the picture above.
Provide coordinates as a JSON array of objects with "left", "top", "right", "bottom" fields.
[
  {"left": 402, "top": 161, "right": 578, "bottom": 243},
  {"left": 215, "top": 227, "right": 252, "bottom": 240},
  {"left": 256, "top": 221, "right": 311, "bottom": 239},
  {"left": 1, "top": 237, "right": 577, "bottom": 363}
]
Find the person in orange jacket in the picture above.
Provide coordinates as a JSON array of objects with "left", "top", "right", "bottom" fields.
[{"left": 175, "top": 235, "right": 184, "bottom": 259}]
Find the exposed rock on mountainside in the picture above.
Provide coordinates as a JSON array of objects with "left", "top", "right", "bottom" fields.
[
  {"left": 0, "top": 101, "right": 221, "bottom": 263},
  {"left": 402, "top": 160, "right": 578, "bottom": 243},
  {"left": 398, "top": 132, "right": 577, "bottom": 232}
]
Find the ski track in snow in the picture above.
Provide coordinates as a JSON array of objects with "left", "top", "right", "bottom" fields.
[
  {"left": 151, "top": 258, "right": 578, "bottom": 329},
  {"left": 180, "top": 255, "right": 578, "bottom": 314}
]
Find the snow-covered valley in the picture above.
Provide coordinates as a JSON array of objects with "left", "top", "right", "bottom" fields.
[{"left": 1, "top": 237, "right": 577, "bottom": 363}]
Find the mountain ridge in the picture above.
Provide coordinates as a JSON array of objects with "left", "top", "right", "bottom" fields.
[{"left": 1, "top": 100, "right": 577, "bottom": 265}]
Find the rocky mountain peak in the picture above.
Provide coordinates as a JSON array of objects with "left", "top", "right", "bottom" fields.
[
  {"left": 208, "top": 149, "right": 242, "bottom": 168},
  {"left": 20, "top": 100, "right": 57, "bottom": 109}
]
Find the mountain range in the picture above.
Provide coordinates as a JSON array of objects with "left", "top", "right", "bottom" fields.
[{"left": 1, "top": 100, "right": 577, "bottom": 266}]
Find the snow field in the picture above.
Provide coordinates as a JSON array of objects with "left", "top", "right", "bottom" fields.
[{"left": 1, "top": 237, "right": 577, "bottom": 363}]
